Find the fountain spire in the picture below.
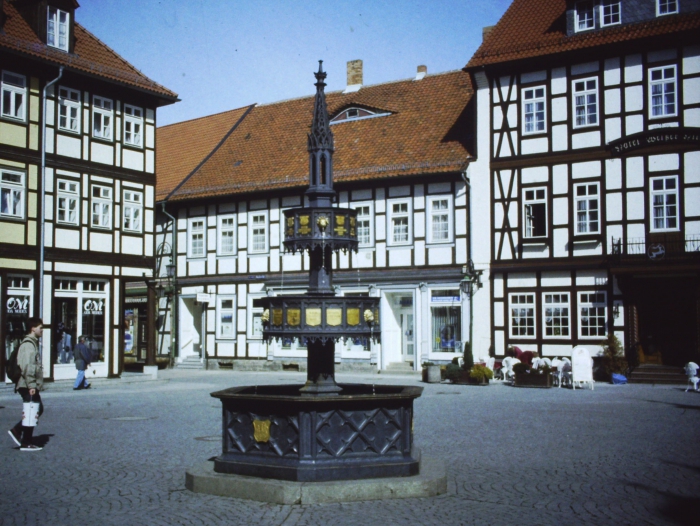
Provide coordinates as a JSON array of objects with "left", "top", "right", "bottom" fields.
[{"left": 306, "top": 60, "right": 335, "bottom": 208}]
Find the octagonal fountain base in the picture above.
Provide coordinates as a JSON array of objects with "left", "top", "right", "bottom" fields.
[{"left": 210, "top": 383, "right": 423, "bottom": 482}]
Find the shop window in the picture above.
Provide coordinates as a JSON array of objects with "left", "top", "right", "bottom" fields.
[
  {"left": 123, "top": 104, "right": 143, "bottom": 147},
  {"left": 58, "top": 87, "right": 80, "bottom": 133},
  {"left": 573, "top": 78, "right": 598, "bottom": 127},
  {"left": 650, "top": 176, "right": 678, "bottom": 231},
  {"left": 649, "top": 66, "right": 677, "bottom": 118},
  {"left": 249, "top": 211, "right": 269, "bottom": 254},
  {"left": 431, "top": 289, "right": 461, "bottom": 351},
  {"left": 427, "top": 196, "right": 453, "bottom": 244},
  {"left": 122, "top": 190, "right": 143, "bottom": 233},
  {"left": 522, "top": 86, "right": 546, "bottom": 134},
  {"left": 1, "top": 71, "right": 26, "bottom": 122},
  {"left": 388, "top": 198, "right": 412, "bottom": 246},
  {"left": 188, "top": 218, "right": 205, "bottom": 258},
  {"left": 47, "top": 6, "right": 70, "bottom": 51},
  {"left": 1, "top": 169, "right": 25, "bottom": 219},
  {"left": 523, "top": 187, "right": 547, "bottom": 239},
  {"left": 5, "top": 276, "right": 32, "bottom": 365},
  {"left": 351, "top": 202, "right": 374, "bottom": 247},
  {"left": 575, "top": 183, "right": 600, "bottom": 234},
  {"left": 543, "top": 293, "right": 570, "bottom": 337},
  {"left": 217, "top": 214, "right": 236, "bottom": 255},
  {"left": 216, "top": 296, "right": 236, "bottom": 339},
  {"left": 90, "top": 185, "right": 112, "bottom": 229},
  {"left": 510, "top": 293, "right": 535, "bottom": 337},
  {"left": 92, "top": 96, "right": 113, "bottom": 140},
  {"left": 579, "top": 292, "right": 607, "bottom": 338},
  {"left": 57, "top": 179, "right": 79, "bottom": 225}
]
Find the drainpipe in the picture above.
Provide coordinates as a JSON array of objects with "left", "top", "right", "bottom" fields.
[
  {"left": 461, "top": 166, "right": 474, "bottom": 359},
  {"left": 39, "top": 66, "right": 63, "bottom": 362},
  {"left": 161, "top": 202, "right": 178, "bottom": 368}
]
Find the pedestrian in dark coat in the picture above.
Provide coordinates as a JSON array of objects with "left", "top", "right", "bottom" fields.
[{"left": 73, "top": 336, "right": 92, "bottom": 390}]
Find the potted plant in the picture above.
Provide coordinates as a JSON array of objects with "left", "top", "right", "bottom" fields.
[
  {"left": 513, "top": 362, "right": 552, "bottom": 388},
  {"left": 422, "top": 361, "right": 442, "bottom": 383},
  {"left": 598, "top": 334, "right": 629, "bottom": 382},
  {"left": 468, "top": 363, "right": 493, "bottom": 385}
]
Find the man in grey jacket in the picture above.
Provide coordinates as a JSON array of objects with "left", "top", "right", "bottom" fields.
[
  {"left": 73, "top": 336, "right": 91, "bottom": 390},
  {"left": 8, "top": 317, "right": 44, "bottom": 451}
]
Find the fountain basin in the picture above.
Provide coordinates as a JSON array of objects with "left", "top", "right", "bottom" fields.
[{"left": 211, "top": 384, "right": 423, "bottom": 482}]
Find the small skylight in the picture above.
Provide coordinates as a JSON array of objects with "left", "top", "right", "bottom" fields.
[{"left": 330, "top": 107, "right": 390, "bottom": 125}]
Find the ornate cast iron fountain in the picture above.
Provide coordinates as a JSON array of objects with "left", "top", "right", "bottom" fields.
[{"left": 211, "top": 62, "right": 422, "bottom": 482}]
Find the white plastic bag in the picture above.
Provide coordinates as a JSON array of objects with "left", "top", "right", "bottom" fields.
[{"left": 22, "top": 402, "right": 39, "bottom": 427}]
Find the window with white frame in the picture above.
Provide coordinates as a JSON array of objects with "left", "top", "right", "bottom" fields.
[
  {"left": 90, "top": 185, "right": 112, "bottom": 229},
  {"left": 523, "top": 187, "right": 547, "bottom": 238},
  {"left": 657, "top": 0, "right": 678, "bottom": 16},
  {"left": 601, "top": 0, "right": 621, "bottom": 26},
  {"left": 47, "top": 6, "right": 69, "bottom": 51},
  {"left": 543, "top": 293, "right": 570, "bottom": 337},
  {"left": 123, "top": 104, "right": 143, "bottom": 147},
  {"left": 188, "top": 218, "right": 205, "bottom": 258},
  {"left": 522, "top": 86, "right": 546, "bottom": 134},
  {"left": 649, "top": 66, "right": 677, "bottom": 118},
  {"left": 249, "top": 297, "right": 265, "bottom": 339},
  {"left": 573, "top": 78, "right": 598, "bottom": 127},
  {"left": 510, "top": 293, "right": 535, "bottom": 337},
  {"left": 351, "top": 202, "right": 374, "bottom": 247},
  {"left": 579, "top": 292, "right": 607, "bottom": 338},
  {"left": 58, "top": 87, "right": 80, "bottom": 133},
  {"left": 575, "top": 183, "right": 600, "bottom": 234},
  {"left": 122, "top": 190, "right": 143, "bottom": 233},
  {"left": 388, "top": 199, "right": 412, "bottom": 246},
  {"left": 650, "top": 176, "right": 679, "bottom": 231},
  {"left": 427, "top": 196, "right": 453, "bottom": 244},
  {"left": 431, "top": 289, "right": 461, "bottom": 352},
  {"left": 217, "top": 214, "right": 236, "bottom": 255},
  {"left": 56, "top": 179, "right": 79, "bottom": 225},
  {"left": 0, "top": 169, "right": 24, "bottom": 219},
  {"left": 92, "top": 96, "right": 113, "bottom": 140},
  {"left": 1, "top": 71, "right": 26, "bottom": 122},
  {"left": 249, "top": 211, "right": 269, "bottom": 254},
  {"left": 575, "top": 1, "right": 595, "bottom": 31},
  {"left": 216, "top": 296, "right": 236, "bottom": 339}
]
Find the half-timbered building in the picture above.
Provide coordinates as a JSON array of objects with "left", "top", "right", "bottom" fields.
[
  {"left": 464, "top": 0, "right": 700, "bottom": 368},
  {"left": 1, "top": 0, "right": 177, "bottom": 382},
  {"left": 156, "top": 62, "right": 475, "bottom": 371}
]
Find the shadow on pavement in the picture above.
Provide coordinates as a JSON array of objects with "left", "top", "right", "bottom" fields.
[{"left": 34, "top": 434, "right": 55, "bottom": 447}]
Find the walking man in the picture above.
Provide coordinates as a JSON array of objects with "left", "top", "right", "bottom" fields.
[
  {"left": 8, "top": 317, "right": 44, "bottom": 451},
  {"left": 73, "top": 336, "right": 92, "bottom": 390}
]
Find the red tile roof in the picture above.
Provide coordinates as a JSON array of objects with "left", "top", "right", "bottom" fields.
[
  {"left": 158, "top": 70, "right": 473, "bottom": 203},
  {"left": 0, "top": 1, "right": 177, "bottom": 102},
  {"left": 466, "top": 0, "right": 700, "bottom": 69}
]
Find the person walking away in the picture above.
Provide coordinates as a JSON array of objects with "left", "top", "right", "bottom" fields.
[
  {"left": 8, "top": 317, "right": 45, "bottom": 451},
  {"left": 73, "top": 336, "right": 92, "bottom": 390}
]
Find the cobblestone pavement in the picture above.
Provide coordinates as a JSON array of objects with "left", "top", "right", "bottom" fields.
[{"left": 1, "top": 370, "right": 698, "bottom": 526}]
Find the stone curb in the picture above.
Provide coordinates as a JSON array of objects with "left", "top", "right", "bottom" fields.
[{"left": 185, "top": 456, "right": 447, "bottom": 504}]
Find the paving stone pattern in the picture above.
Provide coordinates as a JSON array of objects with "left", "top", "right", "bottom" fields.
[{"left": 1, "top": 370, "right": 698, "bottom": 525}]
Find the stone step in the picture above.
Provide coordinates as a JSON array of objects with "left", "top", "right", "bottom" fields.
[
  {"left": 177, "top": 356, "right": 203, "bottom": 369},
  {"left": 628, "top": 365, "right": 687, "bottom": 384}
]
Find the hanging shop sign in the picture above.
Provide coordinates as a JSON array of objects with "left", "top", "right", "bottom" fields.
[
  {"left": 6, "top": 295, "right": 30, "bottom": 315},
  {"left": 607, "top": 127, "right": 700, "bottom": 156},
  {"left": 83, "top": 299, "right": 105, "bottom": 316}
]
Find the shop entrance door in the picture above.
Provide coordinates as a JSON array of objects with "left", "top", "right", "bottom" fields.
[{"left": 400, "top": 310, "right": 414, "bottom": 363}]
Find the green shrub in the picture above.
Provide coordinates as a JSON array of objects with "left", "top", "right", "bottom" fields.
[
  {"left": 463, "top": 341, "right": 474, "bottom": 371},
  {"left": 513, "top": 362, "right": 529, "bottom": 375},
  {"left": 600, "top": 334, "right": 628, "bottom": 377},
  {"left": 444, "top": 363, "right": 464, "bottom": 382},
  {"left": 469, "top": 364, "right": 494, "bottom": 381}
]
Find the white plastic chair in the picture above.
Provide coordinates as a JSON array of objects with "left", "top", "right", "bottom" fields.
[
  {"left": 571, "top": 346, "right": 595, "bottom": 390},
  {"left": 501, "top": 357, "right": 521, "bottom": 383},
  {"left": 559, "top": 357, "right": 572, "bottom": 388},
  {"left": 485, "top": 357, "right": 495, "bottom": 375},
  {"left": 685, "top": 362, "right": 699, "bottom": 392}
]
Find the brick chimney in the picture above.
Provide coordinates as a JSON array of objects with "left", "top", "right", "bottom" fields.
[
  {"left": 343, "top": 59, "right": 363, "bottom": 93},
  {"left": 414, "top": 65, "right": 427, "bottom": 81},
  {"left": 482, "top": 26, "right": 494, "bottom": 41}
]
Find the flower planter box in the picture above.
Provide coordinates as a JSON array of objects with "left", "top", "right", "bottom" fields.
[
  {"left": 514, "top": 372, "right": 552, "bottom": 388},
  {"left": 448, "top": 371, "right": 489, "bottom": 385},
  {"left": 422, "top": 365, "right": 442, "bottom": 383}
]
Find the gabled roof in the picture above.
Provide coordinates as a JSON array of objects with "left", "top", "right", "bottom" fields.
[
  {"left": 466, "top": 0, "right": 700, "bottom": 70},
  {"left": 158, "top": 70, "right": 473, "bottom": 203},
  {"left": 0, "top": 0, "right": 177, "bottom": 102}
]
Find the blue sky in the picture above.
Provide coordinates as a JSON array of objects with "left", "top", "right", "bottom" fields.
[{"left": 75, "top": 1, "right": 512, "bottom": 127}]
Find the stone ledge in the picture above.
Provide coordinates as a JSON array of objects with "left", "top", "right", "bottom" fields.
[{"left": 185, "top": 455, "right": 446, "bottom": 504}]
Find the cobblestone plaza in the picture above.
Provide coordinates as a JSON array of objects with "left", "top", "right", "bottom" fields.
[{"left": 1, "top": 371, "right": 698, "bottom": 525}]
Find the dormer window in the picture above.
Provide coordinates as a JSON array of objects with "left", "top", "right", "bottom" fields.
[
  {"left": 330, "top": 107, "right": 390, "bottom": 124},
  {"left": 575, "top": 1, "right": 595, "bottom": 31},
  {"left": 657, "top": 0, "right": 678, "bottom": 16},
  {"left": 47, "top": 6, "right": 70, "bottom": 51}
]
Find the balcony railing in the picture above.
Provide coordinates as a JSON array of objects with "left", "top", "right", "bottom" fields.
[{"left": 610, "top": 234, "right": 700, "bottom": 263}]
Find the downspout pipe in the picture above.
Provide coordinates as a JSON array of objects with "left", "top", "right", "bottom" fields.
[
  {"left": 461, "top": 166, "right": 474, "bottom": 359},
  {"left": 39, "top": 66, "right": 63, "bottom": 361},
  {"left": 161, "top": 202, "right": 178, "bottom": 368}
]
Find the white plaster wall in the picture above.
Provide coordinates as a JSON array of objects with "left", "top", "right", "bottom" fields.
[
  {"left": 649, "top": 154, "right": 679, "bottom": 172},
  {"left": 627, "top": 222, "right": 645, "bottom": 240},
  {"left": 626, "top": 157, "right": 645, "bottom": 187},
  {"left": 414, "top": 240, "right": 426, "bottom": 266},
  {"left": 624, "top": 85, "right": 644, "bottom": 113},
  {"left": 572, "top": 61, "right": 598, "bottom": 76},
  {"left": 508, "top": 272, "right": 536, "bottom": 288},
  {"left": 683, "top": 46, "right": 700, "bottom": 74},
  {"left": 606, "top": 193, "right": 623, "bottom": 222},
  {"left": 521, "top": 166, "right": 549, "bottom": 184},
  {"left": 685, "top": 188, "right": 700, "bottom": 216},
  {"left": 189, "top": 260, "right": 205, "bottom": 276},
  {"left": 604, "top": 57, "right": 621, "bottom": 86},
  {"left": 541, "top": 344, "right": 572, "bottom": 357},
  {"left": 521, "top": 138, "right": 548, "bottom": 155},
  {"left": 551, "top": 97, "right": 567, "bottom": 122},
  {"left": 219, "top": 258, "right": 236, "bottom": 274},
  {"left": 576, "top": 270, "right": 607, "bottom": 286},
  {"left": 56, "top": 135, "right": 81, "bottom": 158},
  {"left": 248, "top": 255, "right": 268, "bottom": 272},
  {"left": 54, "top": 228, "right": 80, "bottom": 249},
  {"left": 686, "top": 108, "right": 700, "bottom": 127},
  {"left": 428, "top": 246, "right": 452, "bottom": 265},
  {"left": 572, "top": 161, "right": 601, "bottom": 179},
  {"left": 605, "top": 117, "right": 622, "bottom": 143},
  {"left": 572, "top": 241, "right": 602, "bottom": 256},
  {"left": 553, "top": 228, "right": 568, "bottom": 257},
  {"left": 626, "top": 192, "right": 645, "bottom": 221},
  {"left": 89, "top": 232, "right": 112, "bottom": 252},
  {"left": 91, "top": 143, "right": 114, "bottom": 165},
  {"left": 388, "top": 248, "right": 411, "bottom": 267},
  {"left": 553, "top": 197, "right": 568, "bottom": 225},
  {"left": 686, "top": 152, "right": 700, "bottom": 183},
  {"left": 626, "top": 115, "right": 644, "bottom": 135},
  {"left": 553, "top": 165, "right": 568, "bottom": 194},
  {"left": 121, "top": 235, "right": 143, "bottom": 255},
  {"left": 604, "top": 88, "right": 621, "bottom": 114},
  {"left": 624, "top": 54, "right": 643, "bottom": 83},
  {"left": 122, "top": 149, "right": 144, "bottom": 171},
  {"left": 552, "top": 124, "right": 568, "bottom": 151},
  {"left": 493, "top": 107, "right": 503, "bottom": 130},
  {"left": 551, "top": 68, "right": 566, "bottom": 94}
]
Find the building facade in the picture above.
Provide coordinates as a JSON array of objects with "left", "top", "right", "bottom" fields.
[
  {"left": 465, "top": 0, "right": 700, "bottom": 366},
  {"left": 156, "top": 63, "right": 477, "bottom": 371},
  {"left": 1, "top": 0, "right": 177, "bottom": 381}
]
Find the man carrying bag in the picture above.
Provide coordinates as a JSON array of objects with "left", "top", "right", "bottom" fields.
[
  {"left": 73, "top": 335, "right": 92, "bottom": 390},
  {"left": 8, "top": 317, "right": 45, "bottom": 451}
]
